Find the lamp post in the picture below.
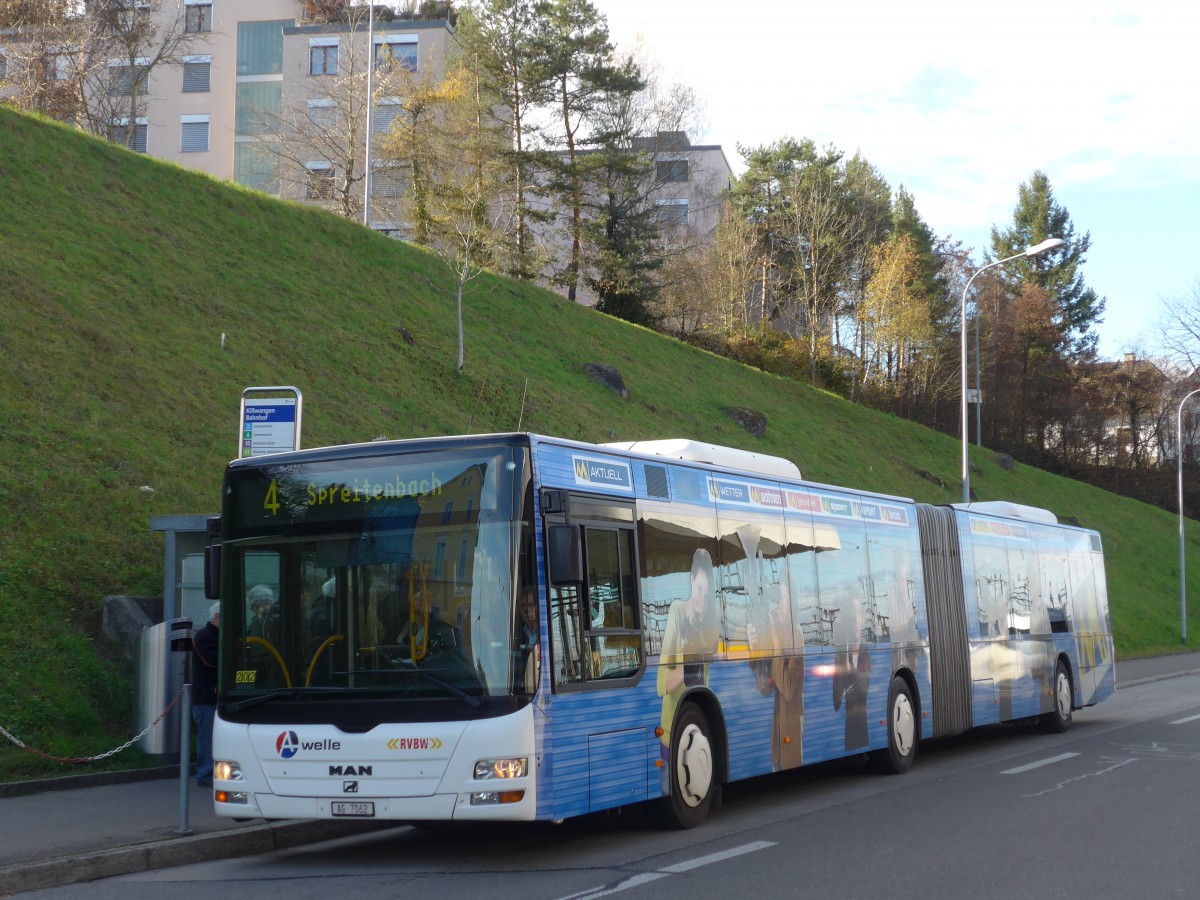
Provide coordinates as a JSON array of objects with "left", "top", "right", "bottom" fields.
[
  {"left": 960, "top": 237, "right": 1065, "bottom": 504},
  {"left": 362, "top": 0, "right": 375, "bottom": 228},
  {"left": 1177, "top": 389, "right": 1200, "bottom": 644}
]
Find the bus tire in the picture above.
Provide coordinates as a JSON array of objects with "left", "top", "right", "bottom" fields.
[
  {"left": 1040, "top": 660, "right": 1073, "bottom": 733},
  {"left": 872, "top": 676, "right": 917, "bottom": 775},
  {"left": 649, "top": 703, "right": 715, "bottom": 829}
]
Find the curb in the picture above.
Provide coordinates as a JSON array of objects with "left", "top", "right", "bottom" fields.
[
  {"left": 1117, "top": 667, "right": 1200, "bottom": 689},
  {"left": 0, "top": 766, "right": 179, "bottom": 800},
  {"left": 0, "top": 818, "right": 390, "bottom": 895}
]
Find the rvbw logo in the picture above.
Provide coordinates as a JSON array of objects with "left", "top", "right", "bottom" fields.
[{"left": 276, "top": 731, "right": 300, "bottom": 759}]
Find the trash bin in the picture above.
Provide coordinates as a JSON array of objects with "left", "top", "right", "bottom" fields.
[{"left": 134, "top": 618, "right": 192, "bottom": 757}]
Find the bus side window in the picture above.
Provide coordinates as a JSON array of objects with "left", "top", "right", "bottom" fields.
[{"left": 584, "top": 527, "right": 640, "bottom": 680}]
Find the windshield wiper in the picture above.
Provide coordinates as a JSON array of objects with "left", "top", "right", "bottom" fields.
[
  {"left": 394, "top": 663, "right": 483, "bottom": 708},
  {"left": 224, "top": 686, "right": 346, "bottom": 713}
]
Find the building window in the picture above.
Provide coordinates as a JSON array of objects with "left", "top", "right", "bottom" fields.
[
  {"left": 656, "top": 199, "right": 689, "bottom": 226},
  {"left": 306, "top": 163, "right": 334, "bottom": 200},
  {"left": 235, "top": 141, "right": 279, "bottom": 193},
  {"left": 657, "top": 158, "right": 689, "bottom": 182},
  {"left": 237, "top": 20, "right": 287, "bottom": 77},
  {"left": 235, "top": 81, "right": 281, "bottom": 136},
  {"left": 185, "top": 2, "right": 212, "bottom": 34},
  {"left": 375, "top": 38, "right": 417, "bottom": 73},
  {"left": 44, "top": 53, "right": 72, "bottom": 81},
  {"left": 307, "top": 99, "right": 337, "bottom": 130},
  {"left": 181, "top": 115, "right": 210, "bottom": 152},
  {"left": 109, "top": 119, "right": 148, "bottom": 153},
  {"left": 372, "top": 98, "right": 402, "bottom": 134},
  {"left": 372, "top": 165, "right": 407, "bottom": 198},
  {"left": 309, "top": 43, "right": 338, "bottom": 76},
  {"left": 182, "top": 56, "right": 211, "bottom": 92},
  {"left": 108, "top": 61, "right": 148, "bottom": 96}
]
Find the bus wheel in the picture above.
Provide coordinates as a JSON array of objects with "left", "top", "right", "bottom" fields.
[
  {"left": 872, "top": 676, "right": 917, "bottom": 775},
  {"left": 650, "top": 703, "right": 715, "bottom": 829},
  {"left": 1040, "top": 661, "right": 1073, "bottom": 733}
]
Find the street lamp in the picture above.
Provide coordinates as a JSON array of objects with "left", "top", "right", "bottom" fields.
[
  {"left": 1177, "top": 389, "right": 1200, "bottom": 644},
  {"left": 960, "top": 237, "right": 1065, "bottom": 503},
  {"left": 362, "top": 0, "right": 375, "bottom": 228}
]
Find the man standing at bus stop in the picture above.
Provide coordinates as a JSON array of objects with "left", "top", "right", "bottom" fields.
[{"left": 192, "top": 602, "right": 220, "bottom": 787}]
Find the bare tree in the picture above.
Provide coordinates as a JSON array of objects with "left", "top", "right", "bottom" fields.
[
  {"left": 2, "top": 0, "right": 198, "bottom": 146},
  {"left": 1159, "top": 280, "right": 1200, "bottom": 376}
]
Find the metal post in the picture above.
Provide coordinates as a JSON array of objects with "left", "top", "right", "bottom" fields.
[
  {"left": 974, "top": 308, "right": 982, "bottom": 447},
  {"left": 1178, "top": 389, "right": 1200, "bottom": 645},
  {"left": 960, "top": 239, "right": 1064, "bottom": 504},
  {"left": 177, "top": 682, "right": 192, "bottom": 836},
  {"left": 363, "top": 1, "right": 375, "bottom": 228}
]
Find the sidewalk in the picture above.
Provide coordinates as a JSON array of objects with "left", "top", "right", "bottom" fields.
[
  {"left": 3, "top": 651, "right": 1200, "bottom": 895},
  {"left": 0, "top": 768, "right": 387, "bottom": 895}
]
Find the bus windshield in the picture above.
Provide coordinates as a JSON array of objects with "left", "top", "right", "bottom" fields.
[{"left": 216, "top": 442, "right": 533, "bottom": 712}]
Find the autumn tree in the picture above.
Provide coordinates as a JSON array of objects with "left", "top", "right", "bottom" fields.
[
  {"left": 857, "top": 232, "right": 933, "bottom": 408},
  {"left": 393, "top": 29, "right": 513, "bottom": 372}
]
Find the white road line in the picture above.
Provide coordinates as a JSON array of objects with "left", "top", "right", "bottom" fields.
[
  {"left": 1169, "top": 713, "right": 1200, "bottom": 725},
  {"left": 558, "top": 841, "right": 777, "bottom": 900},
  {"left": 1001, "top": 752, "right": 1080, "bottom": 775},
  {"left": 661, "top": 841, "right": 777, "bottom": 873}
]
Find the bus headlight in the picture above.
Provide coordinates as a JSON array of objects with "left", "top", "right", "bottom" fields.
[
  {"left": 214, "top": 760, "right": 243, "bottom": 782},
  {"left": 474, "top": 757, "right": 527, "bottom": 780}
]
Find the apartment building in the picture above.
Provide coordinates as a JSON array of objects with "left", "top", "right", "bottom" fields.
[
  {"left": 2, "top": 3, "right": 732, "bottom": 301},
  {"left": 0, "top": 1, "right": 452, "bottom": 212},
  {"left": 529, "top": 130, "right": 734, "bottom": 307}
]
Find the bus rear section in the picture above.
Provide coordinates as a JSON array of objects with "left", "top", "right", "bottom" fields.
[{"left": 915, "top": 502, "right": 1115, "bottom": 739}]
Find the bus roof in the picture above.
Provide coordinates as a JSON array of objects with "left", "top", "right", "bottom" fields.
[
  {"left": 955, "top": 501, "right": 1058, "bottom": 524},
  {"left": 602, "top": 439, "right": 801, "bottom": 480}
]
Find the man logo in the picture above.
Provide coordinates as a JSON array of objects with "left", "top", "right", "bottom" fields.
[
  {"left": 343, "top": 781, "right": 359, "bottom": 793},
  {"left": 276, "top": 731, "right": 300, "bottom": 759}
]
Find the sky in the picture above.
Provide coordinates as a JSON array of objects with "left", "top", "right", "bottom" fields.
[{"left": 592, "top": 0, "right": 1200, "bottom": 361}]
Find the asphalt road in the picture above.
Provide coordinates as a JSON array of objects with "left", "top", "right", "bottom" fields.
[{"left": 21, "top": 669, "right": 1200, "bottom": 900}]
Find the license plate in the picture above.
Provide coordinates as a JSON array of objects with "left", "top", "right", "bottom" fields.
[{"left": 331, "top": 801, "right": 375, "bottom": 818}]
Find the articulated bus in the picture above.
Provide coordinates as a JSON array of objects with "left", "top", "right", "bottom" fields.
[{"left": 205, "top": 432, "right": 1114, "bottom": 828}]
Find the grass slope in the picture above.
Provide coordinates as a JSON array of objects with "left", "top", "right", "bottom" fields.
[{"left": 1, "top": 108, "right": 1196, "bottom": 780}]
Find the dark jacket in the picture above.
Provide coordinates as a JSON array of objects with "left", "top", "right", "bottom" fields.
[{"left": 192, "top": 621, "right": 219, "bottom": 707}]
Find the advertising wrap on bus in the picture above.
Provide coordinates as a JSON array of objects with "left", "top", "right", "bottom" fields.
[{"left": 206, "top": 433, "right": 1114, "bottom": 828}]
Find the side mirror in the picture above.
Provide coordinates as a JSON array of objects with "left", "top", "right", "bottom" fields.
[
  {"left": 547, "top": 524, "right": 583, "bottom": 585},
  {"left": 204, "top": 545, "right": 221, "bottom": 600},
  {"left": 204, "top": 516, "right": 222, "bottom": 600}
]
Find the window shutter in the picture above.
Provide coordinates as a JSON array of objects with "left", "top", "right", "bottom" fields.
[
  {"left": 182, "top": 60, "right": 210, "bottom": 92},
  {"left": 181, "top": 120, "right": 209, "bottom": 152}
]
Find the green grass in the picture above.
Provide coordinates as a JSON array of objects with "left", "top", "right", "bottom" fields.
[{"left": 1, "top": 107, "right": 1197, "bottom": 780}]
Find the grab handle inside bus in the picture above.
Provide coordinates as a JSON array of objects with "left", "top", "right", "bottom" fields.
[{"left": 548, "top": 524, "right": 583, "bottom": 585}]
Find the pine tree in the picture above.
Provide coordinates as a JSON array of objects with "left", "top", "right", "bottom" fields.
[{"left": 989, "top": 170, "right": 1104, "bottom": 358}]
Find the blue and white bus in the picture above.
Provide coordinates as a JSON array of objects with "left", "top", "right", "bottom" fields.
[{"left": 205, "top": 432, "right": 1115, "bottom": 828}]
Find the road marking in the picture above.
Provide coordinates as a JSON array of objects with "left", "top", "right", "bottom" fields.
[
  {"left": 1169, "top": 713, "right": 1200, "bottom": 725},
  {"left": 558, "top": 841, "right": 776, "bottom": 900},
  {"left": 1001, "top": 752, "right": 1080, "bottom": 775}
]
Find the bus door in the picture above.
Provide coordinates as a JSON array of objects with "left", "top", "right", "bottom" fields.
[{"left": 542, "top": 491, "right": 647, "bottom": 813}]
